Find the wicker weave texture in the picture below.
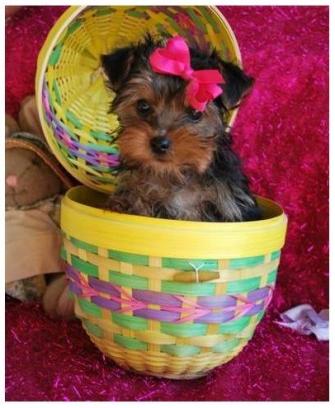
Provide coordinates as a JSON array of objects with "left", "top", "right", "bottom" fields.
[
  {"left": 61, "top": 186, "right": 287, "bottom": 379},
  {"left": 64, "top": 239, "right": 278, "bottom": 378}
]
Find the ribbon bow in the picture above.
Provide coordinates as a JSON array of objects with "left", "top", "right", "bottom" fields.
[{"left": 149, "top": 36, "right": 224, "bottom": 112}]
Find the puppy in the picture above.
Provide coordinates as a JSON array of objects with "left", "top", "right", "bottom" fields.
[
  {"left": 43, "top": 35, "right": 261, "bottom": 319},
  {"left": 102, "top": 35, "right": 260, "bottom": 221}
]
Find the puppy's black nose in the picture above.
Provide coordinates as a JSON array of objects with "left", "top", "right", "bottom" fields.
[{"left": 150, "top": 136, "right": 171, "bottom": 154}]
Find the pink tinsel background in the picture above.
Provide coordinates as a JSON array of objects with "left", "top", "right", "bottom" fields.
[{"left": 5, "top": 6, "right": 329, "bottom": 401}]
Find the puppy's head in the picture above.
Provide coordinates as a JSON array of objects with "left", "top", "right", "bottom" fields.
[{"left": 102, "top": 36, "right": 253, "bottom": 180}]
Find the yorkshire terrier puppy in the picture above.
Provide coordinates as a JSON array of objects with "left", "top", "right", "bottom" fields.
[
  {"left": 43, "top": 35, "right": 261, "bottom": 320},
  {"left": 102, "top": 35, "right": 260, "bottom": 221}
]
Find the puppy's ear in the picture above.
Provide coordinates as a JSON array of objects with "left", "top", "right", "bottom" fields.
[
  {"left": 219, "top": 61, "right": 254, "bottom": 111},
  {"left": 101, "top": 47, "right": 135, "bottom": 91}
]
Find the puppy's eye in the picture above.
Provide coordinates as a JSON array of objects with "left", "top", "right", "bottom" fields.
[
  {"left": 136, "top": 99, "right": 151, "bottom": 116},
  {"left": 188, "top": 109, "right": 203, "bottom": 122}
]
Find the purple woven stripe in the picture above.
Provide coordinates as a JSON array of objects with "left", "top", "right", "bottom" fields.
[
  {"left": 68, "top": 280, "right": 86, "bottom": 298},
  {"left": 42, "top": 84, "right": 120, "bottom": 168},
  {"left": 60, "top": 138, "right": 119, "bottom": 167},
  {"left": 132, "top": 289, "right": 182, "bottom": 307},
  {"left": 248, "top": 287, "right": 271, "bottom": 302},
  {"left": 91, "top": 296, "right": 120, "bottom": 311},
  {"left": 66, "top": 264, "right": 80, "bottom": 282},
  {"left": 66, "top": 262, "right": 272, "bottom": 323},
  {"left": 244, "top": 303, "right": 264, "bottom": 316},
  {"left": 64, "top": 142, "right": 119, "bottom": 165},
  {"left": 194, "top": 311, "right": 235, "bottom": 324},
  {"left": 134, "top": 309, "right": 179, "bottom": 322},
  {"left": 197, "top": 295, "right": 236, "bottom": 308},
  {"left": 88, "top": 277, "right": 120, "bottom": 297},
  {"left": 42, "top": 85, "right": 53, "bottom": 115},
  {"left": 68, "top": 281, "right": 81, "bottom": 296},
  {"left": 53, "top": 121, "right": 66, "bottom": 135}
]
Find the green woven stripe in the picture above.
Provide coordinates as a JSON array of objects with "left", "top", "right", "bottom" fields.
[
  {"left": 67, "top": 20, "right": 82, "bottom": 35},
  {"left": 60, "top": 246, "right": 67, "bottom": 261},
  {"left": 83, "top": 143, "right": 119, "bottom": 154},
  {"left": 78, "top": 298, "right": 102, "bottom": 317},
  {"left": 229, "top": 255, "right": 265, "bottom": 269},
  {"left": 213, "top": 338, "right": 241, "bottom": 353},
  {"left": 49, "top": 44, "right": 62, "bottom": 66},
  {"left": 71, "top": 237, "right": 98, "bottom": 254},
  {"left": 52, "top": 80, "right": 62, "bottom": 105},
  {"left": 109, "top": 271, "right": 148, "bottom": 290},
  {"left": 156, "top": 23, "right": 167, "bottom": 36},
  {"left": 112, "top": 312, "right": 148, "bottom": 331},
  {"left": 108, "top": 250, "right": 149, "bottom": 266},
  {"left": 94, "top": 7, "right": 116, "bottom": 16},
  {"left": 89, "top": 163, "right": 116, "bottom": 172},
  {"left": 199, "top": 6, "right": 220, "bottom": 33},
  {"left": 90, "top": 130, "right": 116, "bottom": 142},
  {"left": 126, "top": 9, "right": 149, "bottom": 18},
  {"left": 162, "top": 280, "right": 215, "bottom": 296},
  {"left": 71, "top": 255, "right": 99, "bottom": 277},
  {"left": 161, "top": 322, "right": 207, "bottom": 337},
  {"left": 162, "top": 258, "right": 218, "bottom": 271},
  {"left": 108, "top": 251, "right": 222, "bottom": 271},
  {"left": 66, "top": 110, "right": 82, "bottom": 129},
  {"left": 186, "top": 8, "right": 207, "bottom": 33},
  {"left": 161, "top": 344, "right": 200, "bottom": 357},
  {"left": 82, "top": 319, "right": 103, "bottom": 338},
  {"left": 227, "top": 276, "right": 261, "bottom": 294},
  {"left": 219, "top": 316, "right": 251, "bottom": 334},
  {"left": 114, "top": 333, "right": 148, "bottom": 351},
  {"left": 66, "top": 127, "right": 79, "bottom": 142},
  {"left": 271, "top": 250, "right": 281, "bottom": 261},
  {"left": 167, "top": 15, "right": 185, "bottom": 34},
  {"left": 267, "top": 269, "right": 278, "bottom": 284}
]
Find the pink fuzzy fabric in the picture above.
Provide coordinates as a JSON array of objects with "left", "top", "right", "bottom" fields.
[{"left": 5, "top": 6, "right": 328, "bottom": 401}]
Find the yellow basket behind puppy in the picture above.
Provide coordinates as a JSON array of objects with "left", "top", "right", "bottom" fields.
[
  {"left": 36, "top": 6, "right": 241, "bottom": 193},
  {"left": 61, "top": 186, "right": 287, "bottom": 379}
]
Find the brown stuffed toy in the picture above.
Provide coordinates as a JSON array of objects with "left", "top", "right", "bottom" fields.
[
  {"left": 5, "top": 96, "right": 76, "bottom": 311},
  {"left": 6, "top": 134, "right": 64, "bottom": 207},
  {"left": 5, "top": 95, "right": 77, "bottom": 318},
  {"left": 5, "top": 132, "right": 75, "bottom": 301}
]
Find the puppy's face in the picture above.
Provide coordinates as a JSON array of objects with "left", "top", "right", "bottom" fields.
[
  {"left": 102, "top": 37, "right": 253, "bottom": 179},
  {"left": 113, "top": 71, "right": 223, "bottom": 178}
]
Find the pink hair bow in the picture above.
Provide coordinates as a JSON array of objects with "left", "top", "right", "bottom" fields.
[{"left": 149, "top": 36, "right": 225, "bottom": 112}]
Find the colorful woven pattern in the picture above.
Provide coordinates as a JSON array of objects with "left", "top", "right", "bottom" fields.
[
  {"left": 36, "top": 6, "right": 241, "bottom": 193},
  {"left": 61, "top": 186, "right": 287, "bottom": 379}
]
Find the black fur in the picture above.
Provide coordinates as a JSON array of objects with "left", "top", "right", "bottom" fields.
[
  {"left": 204, "top": 131, "right": 261, "bottom": 221},
  {"left": 101, "top": 47, "right": 135, "bottom": 91}
]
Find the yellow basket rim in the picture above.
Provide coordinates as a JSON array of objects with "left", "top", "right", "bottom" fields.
[{"left": 61, "top": 185, "right": 288, "bottom": 259}]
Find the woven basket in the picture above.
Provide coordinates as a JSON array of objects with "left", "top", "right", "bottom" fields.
[
  {"left": 36, "top": 6, "right": 241, "bottom": 193},
  {"left": 61, "top": 186, "right": 287, "bottom": 379}
]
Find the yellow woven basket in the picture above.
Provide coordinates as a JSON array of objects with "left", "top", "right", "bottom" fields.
[
  {"left": 36, "top": 6, "right": 242, "bottom": 193},
  {"left": 61, "top": 186, "right": 287, "bottom": 379}
]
